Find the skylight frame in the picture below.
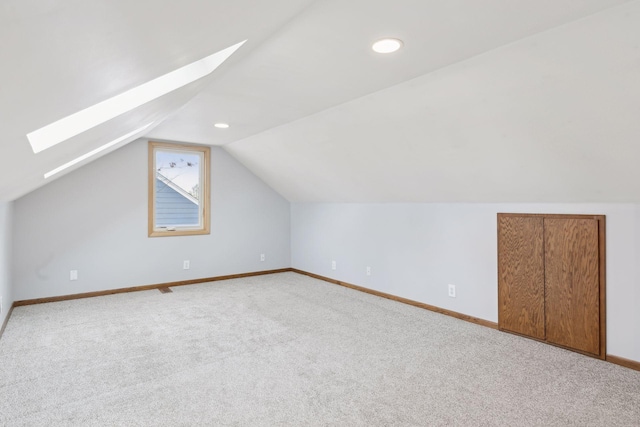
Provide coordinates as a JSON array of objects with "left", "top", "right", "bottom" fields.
[{"left": 28, "top": 40, "right": 247, "bottom": 154}]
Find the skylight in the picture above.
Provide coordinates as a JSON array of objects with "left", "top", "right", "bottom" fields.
[
  {"left": 28, "top": 40, "right": 247, "bottom": 154},
  {"left": 44, "top": 122, "right": 153, "bottom": 179}
]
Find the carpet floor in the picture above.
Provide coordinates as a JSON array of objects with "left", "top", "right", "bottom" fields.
[{"left": 0, "top": 272, "right": 639, "bottom": 426}]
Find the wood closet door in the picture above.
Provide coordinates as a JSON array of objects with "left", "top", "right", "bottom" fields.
[
  {"left": 498, "top": 216, "right": 546, "bottom": 339},
  {"left": 544, "top": 218, "right": 600, "bottom": 355}
]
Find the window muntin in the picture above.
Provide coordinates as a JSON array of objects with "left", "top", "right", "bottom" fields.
[{"left": 148, "top": 142, "right": 210, "bottom": 237}]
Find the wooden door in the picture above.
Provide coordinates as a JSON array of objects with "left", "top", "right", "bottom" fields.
[
  {"left": 498, "top": 215, "right": 546, "bottom": 339},
  {"left": 544, "top": 218, "right": 600, "bottom": 355}
]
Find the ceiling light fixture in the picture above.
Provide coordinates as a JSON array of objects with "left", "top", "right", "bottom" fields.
[
  {"left": 214, "top": 123, "right": 230, "bottom": 129},
  {"left": 28, "top": 40, "right": 247, "bottom": 154},
  {"left": 44, "top": 122, "right": 153, "bottom": 179},
  {"left": 372, "top": 38, "right": 403, "bottom": 54}
]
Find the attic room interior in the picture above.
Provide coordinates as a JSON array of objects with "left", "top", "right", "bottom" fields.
[{"left": 1, "top": 0, "right": 640, "bottom": 425}]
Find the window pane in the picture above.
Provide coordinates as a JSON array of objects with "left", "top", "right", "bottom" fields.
[{"left": 154, "top": 149, "right": 202, "bottom": 228}]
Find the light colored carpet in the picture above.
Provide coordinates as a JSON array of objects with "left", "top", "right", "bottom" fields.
[{"left": 0, "top": 272, "right": 639, "bottom": 426}]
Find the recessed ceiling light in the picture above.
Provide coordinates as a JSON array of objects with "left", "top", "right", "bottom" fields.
[
  {"left": 214, "top": 123, "right": 230, "bottom": 129},
  {"left": 372, "top": 38, "right": 403, "bottom": 54},
  {"left": 44, "top": 123, "right": 153, "bottom": 179},
  {"left": 28, "top": 40, "right": 247, "bottom": 154}
]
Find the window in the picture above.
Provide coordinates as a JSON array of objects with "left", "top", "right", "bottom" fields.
[{"left": 148, "top": 141, "right": 210, "bottom": 237}]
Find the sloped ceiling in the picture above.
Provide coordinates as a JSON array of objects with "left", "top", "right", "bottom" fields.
[
  {"left": 0, "top": 0, "right": 315, "bottom": 201},
  {"left": 2, "top": 0, "right": 639, "bottom": 202}
]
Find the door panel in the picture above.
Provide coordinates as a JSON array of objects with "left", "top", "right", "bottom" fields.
[
  {"left": 544, "top": 218, "right": 600, "bottom": 355},
  {"left": 498, "top": 216, "right": 545, "bottom": 339}
]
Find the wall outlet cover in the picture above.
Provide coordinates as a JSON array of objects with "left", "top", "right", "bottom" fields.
[{"left": 448, "top": 284, "right": 456, "bottom": 298}]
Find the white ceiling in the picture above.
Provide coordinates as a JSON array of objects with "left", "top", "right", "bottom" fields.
[{"left": 2, "top": 0, "right": 639, "bottom": 202}]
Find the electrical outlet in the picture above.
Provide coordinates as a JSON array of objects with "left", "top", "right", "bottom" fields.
[
  {"left": 448, "top": 284, "right": 456, "bottom": 298},
  {"left": 366, "top": 266, "right": 371, "bottom": 276},
  {"left": 331, "top": 260, "right": 336, "bottom": 270},
  {"left": 183, "top": 260, "right": 190, "bottom": 270},
  {"left": 260, "top": 253, "right": 265, "bottom": 262},
  {"left": 70, "top": 270, "right": 78, "bottom": 281}
]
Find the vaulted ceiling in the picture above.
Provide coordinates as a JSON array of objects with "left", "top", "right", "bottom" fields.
[{"left": 2, "top": 0, "right": 639, "bottom": 202}]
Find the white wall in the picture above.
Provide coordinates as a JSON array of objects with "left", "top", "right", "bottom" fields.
[
  {"left": 12, "top": 139, "right": 290, "bottom": 301},
  {"left": 0, "top": 201, "right": 12, "bottom": 327},
  {"left": 291, "top": 203, "right": 640, "bottom": 363}
]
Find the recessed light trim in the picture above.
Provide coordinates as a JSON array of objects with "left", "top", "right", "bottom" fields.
[
  {"left": 28, "top": 40, "right": 247, "bottom": 154},
  {"left": 372, "top": 38, "right": 403, "bottom": 54},
  {"left": 44, "top": 123, "right": 153, "bottom": 179},
  {"left": 214, "top": 123, "right": 230, "bottom": 129}
]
